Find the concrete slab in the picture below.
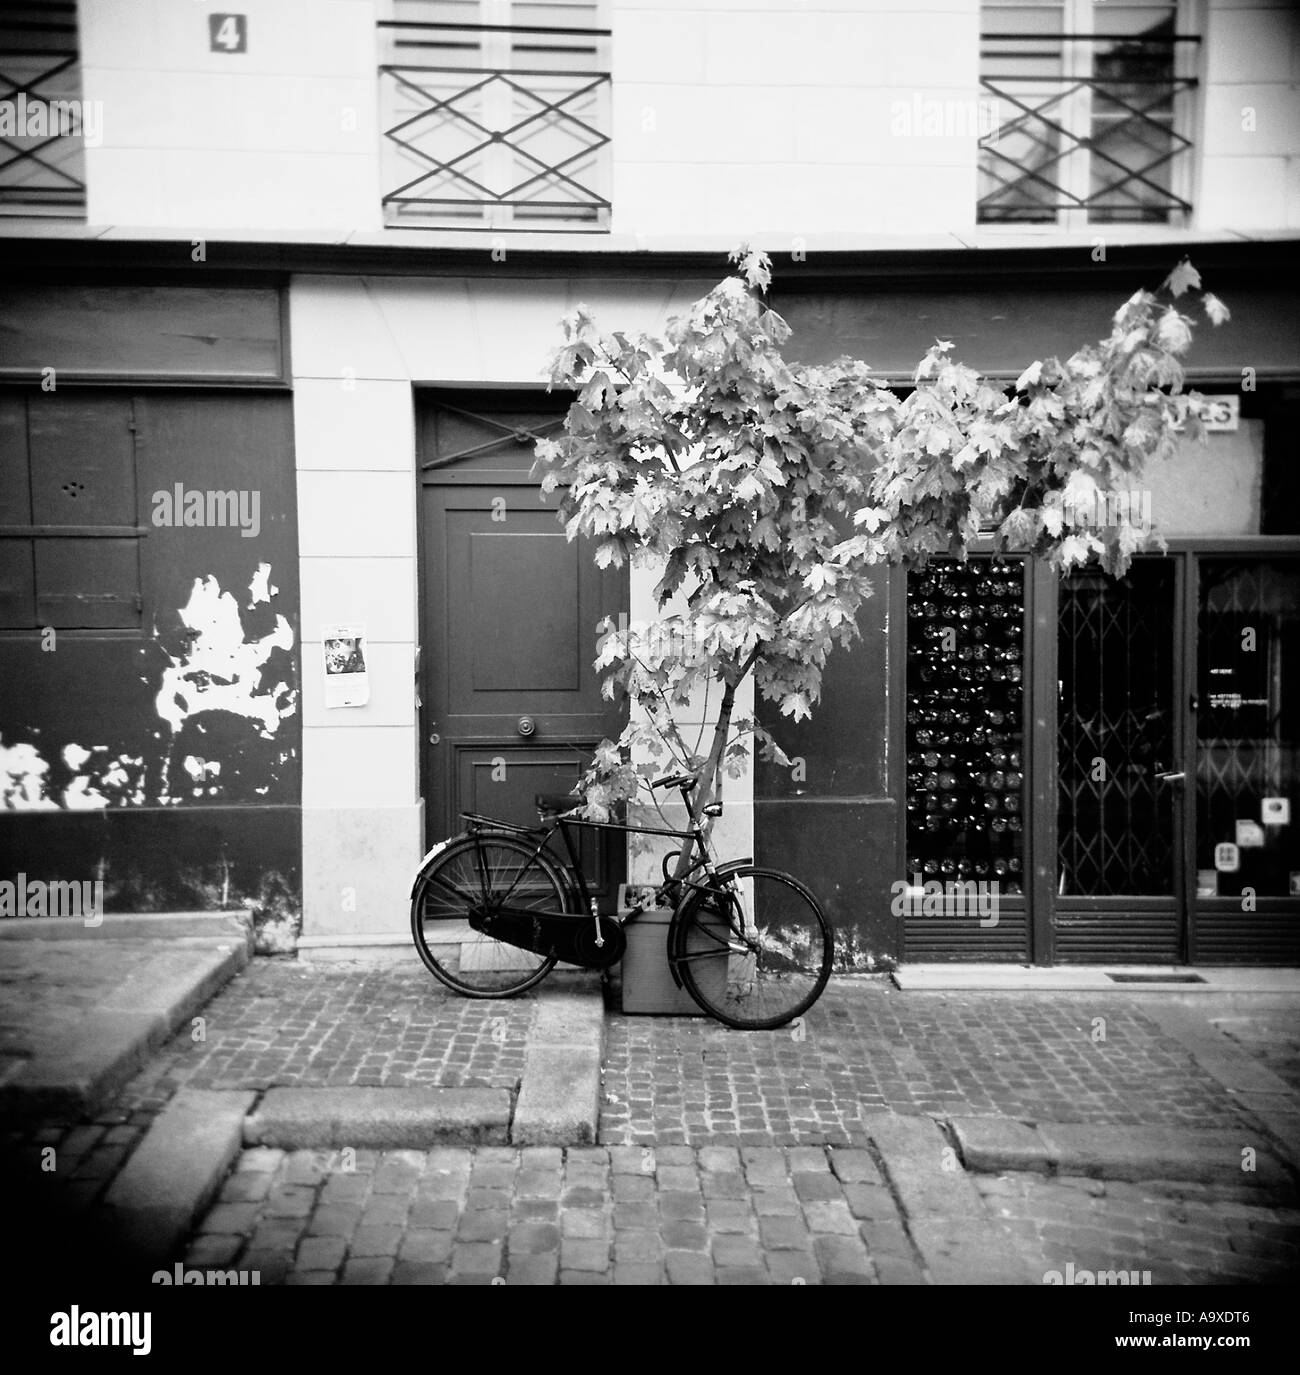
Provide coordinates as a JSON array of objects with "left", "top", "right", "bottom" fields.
[
  {"left": 949, "top": 1116, "right": 1052, "bottom": 1174},
  {"left": 102, "top": 1088, "right": 255, "bottom": 1269},
  {"left": 244, "top": 1086, "right": 511, "bottom": 1148},
  {"left": 865, "top": 1113, "right": 986, "bottom": 1220},
  {"left": 511, "top": 975, "right": 605, "bottom": 1146},
  {"left": 907, "top": 1218, "right": 1037, "bottom": 1285},
  {"left": 1034, "top": 1124, "right": 1291, "bottom": 1190},
  {"left": 0, "top": 940, "right": 249, "bottom": 1119},
  {"left": 512, "top": 1046, "right": 602, "bottom": 1146}
]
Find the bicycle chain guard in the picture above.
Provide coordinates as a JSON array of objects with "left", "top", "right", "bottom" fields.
[{"left": 471, "top": 906, "right": 626, "bottom": 971}]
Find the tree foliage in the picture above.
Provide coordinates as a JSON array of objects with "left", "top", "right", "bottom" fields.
[{"left": 533, "top": 247, "right": 1227, "bottom": 837}]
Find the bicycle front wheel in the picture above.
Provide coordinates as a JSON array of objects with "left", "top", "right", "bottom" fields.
[
  {"left": 672, "top": 865, "right": 833, "bottom": 1030},
  {"left": 411, "top": 833, "right": 563, "bottom": 997}
]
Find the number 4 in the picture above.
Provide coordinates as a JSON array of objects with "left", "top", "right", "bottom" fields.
[{"left": 209, "top": 14, "right": 247, "bottom": 53}]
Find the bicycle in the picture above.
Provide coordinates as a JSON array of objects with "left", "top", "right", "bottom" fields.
[{"left": 409, "top": 773, "right": 834, "bottom": 1030}]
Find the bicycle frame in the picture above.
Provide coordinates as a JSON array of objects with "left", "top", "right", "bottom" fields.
[{"left": 457, "top": 799, "right": 734, "bottom": 921}]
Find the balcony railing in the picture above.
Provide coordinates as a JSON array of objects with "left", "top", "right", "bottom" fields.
[
  {"left": 0, "top": 1, "right": 86, "bottom": 218},
  {"left": 378, "top": 19, "right": 611, "bottom": 231},
  {"left": 977, "top": 30, "right": 1200, "bottom": 226}
]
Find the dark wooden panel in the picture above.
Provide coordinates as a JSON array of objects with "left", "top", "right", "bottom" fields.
[
  {"left": 1194, "top": 909, "right": 1300, "bottom": 964},
  {"left": 776, "top": 282, "right": 1300, "bottom": 380},
  {"left": 0, "top": 541, "right": 35, "bottom": 624},
  {"left": 0, "top": 286, "right": 286, "bottom": 384},
  {"left": 34, "top": 537, "right": 140, "bottom": 629},
  {"left": 1053, "top": 908, "right": 1180, "bottom": 962},
  {"left": 466, "top": 530, "right": 580, "bottom": 695},
  {"left": 0, "top": 393, "right": 31, "bottom": 523},
  {"left": 904, "top": 908, "right": 1030, "bottom": 961},
  {"left": 27, "top": 394, "right": 136, "bottom": 526}
]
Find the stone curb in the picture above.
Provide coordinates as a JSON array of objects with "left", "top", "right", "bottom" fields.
[
  {"left": 950, "top": 1116, "right": 1295, "bottom": 1193},
  {"left": 0, "top": 939, "right": 250, "bottom": 1120},
  {"left": 102, "top": 1088, "right": 256, "bottom": 1269},
  {"left": 244, "top": 1087, "right": 512, "bottom": 1147},
  {"left": 0, "top": 911, "right": 253, "bottom": 944},
  {"left": 512, "top": 979, "right": 605, "bottom": 1146},
  {"left": 865, "top": 1112, "right": 1038, "bottom": 1283}
]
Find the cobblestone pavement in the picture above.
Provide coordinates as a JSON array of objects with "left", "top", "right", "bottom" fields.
[
  {"left": 976, "top": 1174, "right": 1299, "bottom": 1286},
  {"left": 600, "top": 983, "right": 1246, "bottom": 1146},
  {"left": 176, "top": 1144, "right": 1299, "bottom": 1286},
  {"left": 0, "top": 961, "right": 533, "bottom": 1224}
]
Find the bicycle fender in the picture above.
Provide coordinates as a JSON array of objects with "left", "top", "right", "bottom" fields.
[{"left": 408, "top": 834, "right": 463, "bottom": 900}]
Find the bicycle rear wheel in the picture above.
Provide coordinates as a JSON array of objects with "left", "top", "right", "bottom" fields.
[
  {"left": 672, "top": 865, "right": 833, "bottom": 1030},
  {"left": 411, "top": 833, "right": 563, "bottom": 997}
]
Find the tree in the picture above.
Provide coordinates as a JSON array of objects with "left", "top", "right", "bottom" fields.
[{"left": 533, "top": 247, "right": 1228, "bottom": 868}]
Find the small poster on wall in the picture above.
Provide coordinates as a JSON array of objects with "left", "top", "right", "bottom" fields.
[
  {"left": 1214, "top": 842, "right": 1240, "bottom": 873},
  {"left": 1262, "top": 797, "right": 1290, "bottom": 826},
  {"left": 1236, "top": 820, "right": 1266, "bottom": 849},
  {"left": 323, "top": 625, "right": 369, "bottom": 708}
]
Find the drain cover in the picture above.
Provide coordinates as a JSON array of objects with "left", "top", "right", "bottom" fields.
[{"left": 1106, "top": 972, "right": 1206, "bottom": 984}]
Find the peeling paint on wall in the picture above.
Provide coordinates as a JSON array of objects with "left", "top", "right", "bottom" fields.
[
  {"left": 1, "top": 564, "right": 298, "bottom": 812},
  {"left": 155, "top": 566, "right": 295, "bottom": 738}
]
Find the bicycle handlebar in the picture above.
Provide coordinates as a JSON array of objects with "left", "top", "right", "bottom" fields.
[{"left": 651, "top": 773, "right": 698, "bottom": 792}]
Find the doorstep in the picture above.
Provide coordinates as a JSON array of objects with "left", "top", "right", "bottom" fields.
[{"left": 892, "top": 964, "right": 1300, "bottom": 993}]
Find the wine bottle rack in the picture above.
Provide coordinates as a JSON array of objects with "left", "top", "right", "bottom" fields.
[{"left": 905, "top": 558, "right": 1026, "bottom": 893}]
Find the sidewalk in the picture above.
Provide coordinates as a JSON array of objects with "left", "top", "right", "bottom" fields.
[{"left": 2, "top": 946, "right": 1297, "bottom": 1285}]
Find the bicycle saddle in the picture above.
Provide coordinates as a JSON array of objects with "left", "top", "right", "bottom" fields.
[{"left": 535, "top": 793, "right": 579, "bottom": 815}]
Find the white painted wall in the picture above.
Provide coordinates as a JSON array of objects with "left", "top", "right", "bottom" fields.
[
  {"left": 609, "top": 0, "right": 981, "bottom": 238},
  {"left": 79, "top": 0, "right": 381, "bottom": 231},
  {"left": 69, "top": 0, "right": 1300, "bottom": 240},
  {"left": 1197, "top": 0, "right": 1300, "bottom": 230}
]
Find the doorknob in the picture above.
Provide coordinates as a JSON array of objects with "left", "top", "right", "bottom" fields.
[{"left": 517, "top": 716, "right": 537, "bottom": 737}]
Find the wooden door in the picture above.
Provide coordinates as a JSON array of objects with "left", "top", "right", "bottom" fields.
[{"left": 419, "top": 392, "right": 627, "bottom": 903}]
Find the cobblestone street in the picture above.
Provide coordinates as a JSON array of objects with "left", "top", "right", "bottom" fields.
[
  {"left": 4, "top": 961, "right": 1297, "bottom": 1287},
  {"left": 179, "top": 1141, "right": 1297, "bottom": 1286}
]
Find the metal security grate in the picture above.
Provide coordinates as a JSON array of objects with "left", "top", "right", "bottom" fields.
[
  {"left": 0, "top": 1, "right": 86, "bottom": 217},
  {"left": 379, "top": 2, "right": 610, "bottom": 231},
  {"left": 977, "top": 20, "right": 1199, "bottom": 226}
]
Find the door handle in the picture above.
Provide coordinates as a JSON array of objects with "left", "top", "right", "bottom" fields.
[{"left": 1155, "top": 771, "right": 1185, "bottom": 782}]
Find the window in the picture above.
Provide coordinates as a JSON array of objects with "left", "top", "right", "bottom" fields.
[
  {"left": 378, "top": 0, "right": 611, "bottom": 231},
  {"left": 0, "top": 394, "right": 143, "bottom": 630},
  {"left": 978, "top": 1, "right": 1199, "bottom": 226},
  {"left": 0, "top": 1, "right": 87, "bottom": 218}
]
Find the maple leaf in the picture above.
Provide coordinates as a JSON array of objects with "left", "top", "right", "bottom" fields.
[
  {"left": 1162, "top": 258, "right": 1201, "bottom": 298},
  {"left": 1202, "top": 293, "right": 1231, "bottom": 326},
  {"left": 1015, "top": 361, "right": 1042, "bottom": 392}
]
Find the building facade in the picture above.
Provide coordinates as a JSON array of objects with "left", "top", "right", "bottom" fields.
[{"left": 1, "top": 0, "right": 1297, "bottom": 964}]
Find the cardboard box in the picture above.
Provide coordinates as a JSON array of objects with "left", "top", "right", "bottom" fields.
[{"left": 619, "top": 890, "right": 729, "bottom": 1016}]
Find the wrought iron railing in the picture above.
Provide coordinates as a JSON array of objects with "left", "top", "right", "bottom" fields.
[
  {"left": 0, "top": 1, "right": 86, "bottom": 217},
  {"left": 978, "top": 31, "right": 1200, "bottom": 225},
  {"left": 378, "top": 19, "right": 611, "bottom": 231}
]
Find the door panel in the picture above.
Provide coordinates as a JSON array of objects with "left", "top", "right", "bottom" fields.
[
  {"left": 1055, "top": 560, "right": 1183, "bottom": 961},
  {"left": 1193, "top": 557, "right": 1300, "bottom": 962},
  {"left": 420, "top": 394, "right": 627, "bottom": 906}
]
